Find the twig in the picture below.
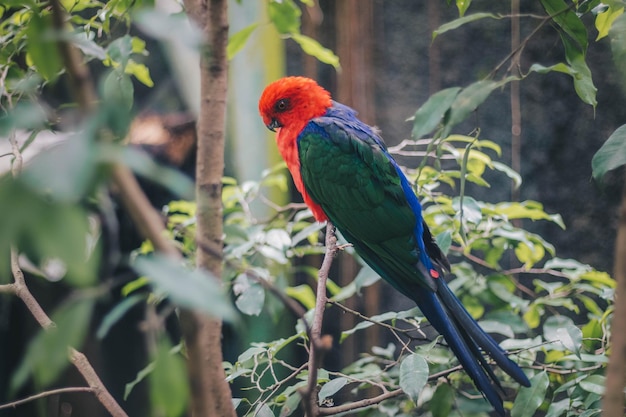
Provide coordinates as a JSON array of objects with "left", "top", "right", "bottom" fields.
[
  {"left": 0, "top": 387, "right": 94, "bottom": 410},
  {"left": 301, "top": 223, "right": 338, "bottom": 417},
  {"left": 317, "top": 365, "right": 466, "bottom": 416}
]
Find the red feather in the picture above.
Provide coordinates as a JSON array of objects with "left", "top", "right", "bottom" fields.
[{"left": 259, "top": 77, "right": 332, "bottom": 221}]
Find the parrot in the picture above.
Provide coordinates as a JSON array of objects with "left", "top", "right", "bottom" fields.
[{"left": 258, "top": 76, "right": 530, "bottom": 415}]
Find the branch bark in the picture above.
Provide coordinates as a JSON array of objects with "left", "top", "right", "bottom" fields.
[
  {"left": 179, "top": 0, "right": 235, "bottom": 416},
  {"left": 602, "top": 176, "right": 626, "bottom": 417},
  {"left": 301, "top": 224, "right": 338, "bottom": 417}
]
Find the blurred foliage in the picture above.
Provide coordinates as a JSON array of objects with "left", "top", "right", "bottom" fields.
[{"left": 0, "top": 1, "right": 624, "bottom": 417}]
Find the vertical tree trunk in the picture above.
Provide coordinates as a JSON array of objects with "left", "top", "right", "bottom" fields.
[
  {"left": 602, "top": 177, "right": 626, "bottom": 417},
  {"left": 180, "top": 1, "right": 236, "bottom": 416}
]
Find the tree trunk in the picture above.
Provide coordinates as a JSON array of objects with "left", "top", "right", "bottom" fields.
[
  {"left": 602, "top": 176, "right": 626, "bottom": 417},
  {"left": 180, "top": 0, "right": 235, "bottom": 416}
]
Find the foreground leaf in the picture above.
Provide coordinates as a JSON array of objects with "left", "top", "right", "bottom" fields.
[
  {"left": 399, "top": 353, "right": 429, "bottom": 404},
  {"left": 511, "top": 371, "right": 549, "bottom": 417},
  {"left": 132, "top": 255, "right": 237, "bottom": 321},
  {"left": 592, "top": 124, "right": 626, "bottom": 181}
]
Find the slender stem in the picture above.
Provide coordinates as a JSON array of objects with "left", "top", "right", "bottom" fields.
[
  {"left": 302, "top": 223, "right": 338, "bottom": 417},
  {"left": 0, "top": 387, "right": 94, "bottom": 410}
]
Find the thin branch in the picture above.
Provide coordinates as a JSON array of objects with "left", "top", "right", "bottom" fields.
[
  {"left": 0, "top": 387, "right": 94, "bottom": 410},
  {"left": 318, "top": 389, "right": 402, "bottom": 416},
  {"left": 10, "top": 248, "right": 54, "bottom": 329},
  {"left": 301, "top": 223, "right": 338, "bottom": 417}
]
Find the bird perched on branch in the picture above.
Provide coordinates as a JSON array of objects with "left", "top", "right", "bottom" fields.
[{"left": 259, "top": 76, "right": 530, "bottom": 415}]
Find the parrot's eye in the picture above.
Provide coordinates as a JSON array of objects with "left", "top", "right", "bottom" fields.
[{"left": 275, "top": 98, "right": 289, "bottom": 112}]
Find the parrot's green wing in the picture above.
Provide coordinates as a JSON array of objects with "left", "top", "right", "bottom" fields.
[{"left": 296, "top": 104, "right": 439, "bottom": 294}]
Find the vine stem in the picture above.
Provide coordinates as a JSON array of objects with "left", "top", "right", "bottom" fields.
[{"left": 302, "top": 223, "right": 338, "bottom": 417}]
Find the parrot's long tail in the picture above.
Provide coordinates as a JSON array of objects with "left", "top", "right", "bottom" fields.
[{"left": 413, "top": 277, "right": 530, "bottom": 416}]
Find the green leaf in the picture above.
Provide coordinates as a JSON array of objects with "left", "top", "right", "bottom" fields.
[
  {"left": 21, "top": 136, "right": 98, "bottom": 203},
  {"left": 234, "top": 275, "right": 265, "bottom": 316},
  {"left": 610, "top": 13, "right": 626, "bottom": 89},
  {"left": 411, "top": 87, "right": 461, "bottom": 138},
  {"left": 280, "top": 391, "right": 301, "bottom": 417},
  {"left": 540, "top": 0, "right": 588, "bottom": 50},
  {"left": 545, "top": 397, "right": 570, "bottom": 417},
  {"left": 228, "top": 23, "right": 259, "bottom": 60},
  {"left": 150, "top": 337, "right": 190, "bottom": 417},
  {"left": 290, "top": 33, "right": 340, "bottom": 69},
  {"left": 430, "top": 383, "right": 454, "bottom": 417},
  {"left": 511, "top": 371, "right": 549, "bottom": 417},
  {"left": 456, "top": 0, "right": 472, "bottom": 16},
  {"left": 556, "top": 323, "right": 583, "bottom": 358},
  {"left": 107, "top": 35, "right": 134, "bottom": 68},
  {"left": 268, "top": 0, "right": 301, "bottom": 34},
  {"left": 579, "top": 374, "right": 605, "bottom": 395},
  {"left": 445, "top": 79, "right": 513, "bottom": 135},
  {"left": 96, "top": 294, "right": 145, "bottom": 339},
  {"left": 399, "top": 353, "right": 429, "bottom": 404},
  {"left": 134, "top": 9, "right": 203, "bottom": 50},
  {"left": 559, "top": 31, "right": 597, "bottom": 107},
  {"left": 10, "top": 297, "right": 95, "bottom": 393},
  {"left": 132, "top": 255, "right": 237, "bottom": 321},
  {"left": 110, "top": 146, "right": 195, "bottom": 199},
  {"left": 102, "top": 69, "right": 134, "bottom": 110},
  {"left": 543, "top": 316, "right": 580, "bottom": 353},
  {"left": 285, "top": 284, "right": 316, "bottom": 310},
  {"left": 26, "top": 13, "right": 62, "bottom": 81},
  {"left": 253, "top": 403, "right": 276, "bottom": 417},
  {"left": 592, "top": 124, "right": 626, "bottom": 181},
  {"left": 596, "top": 5, "right": 623, "bottom": 40},
  {"left": 125, "top": 60, "right": 154, "bottom": 87},
  {"left": 125, "top": 361, "right": 155, "bottom": 400},
  {"left": 318, "top": 377, "right": 348, "bottom": 405},
  {"left": 432, "top": 13, "right": 500, "bottom": 39}
]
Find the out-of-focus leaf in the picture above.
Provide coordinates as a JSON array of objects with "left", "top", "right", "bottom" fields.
[
  {"left": 150, "top": 337, "right": 190, "bottom": 417},
  {"left": 96, "top": 294, "right": 145, "bottom": 339},
  {"left": 106, "top": 146, "right": 195, "bottom": 199},
  {"left": 228, "top": 23, "right": 259, "bottom": 60},
  {"left": 444, "top": 78, "right": 516, "bottom": 136},
  {"left": 610, "top": 13, "right": 626, "bottom": 88},
  {"left": 399, "top": 353, "right": 429, "bottom": 404},
  {"left": 285, "top": 284, "right": 316, "bottom": 310},
  {"left": 268, "top": 0, "right": 301, "bottom": 34},
  {"left": 430, "top": 383, "right": 454, "bottom": 417},
  {"left": 592, "top": 124, "right": 626, "bottom": 181},
  {"left": 318, "top": 377, "right": 348, "bottom": 405},
  {"left": 134, "top": 10, "right": 203, "bottom": 50},
  {"left": 10, "top": 297, "right": 95, "bottom": 393},
  {"left": 132, "top": 255, "right": 237, "bottom": 321},
  {"left": 280, "top": 391, "right": 301, "bottom": 417},
  {"left": 511, "top": 371, "right": 549, "bottom": 417},
  {"left": 125, "top": 60, "right": 154, "bottom": 87},
  {"left": 596, "top": 5, "right": 623, "bottom": 40},
  {"left": 432, "top": 13, "right": 500, "bottom": 39},
  {"left": 411, "top": 87, "right": 461, "bottom": 138},
  {"left": 290, "top": 33, "right": 340, "bottom": 69},
  {"left": 26, "top": 13, "right": 62, "bottom": 81},
  {"left": 234, "top": 275, "right": 265, "bottom": 316},
  {"left": 21, "top": 137, "right": 98, "bottom": 202},
  {"left": 0, "top": 102, "right": 48, "bottom": 136},
  {"left": 456, "top": 0, "right": 472, "bottom": 16},
  {"left": 102, "top": 69, "right": 134, "bottom": 110}
]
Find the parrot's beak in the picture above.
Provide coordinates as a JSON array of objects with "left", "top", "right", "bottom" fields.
[{"left": 267, "top": 119, "right": 282, "bottom": 132}]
